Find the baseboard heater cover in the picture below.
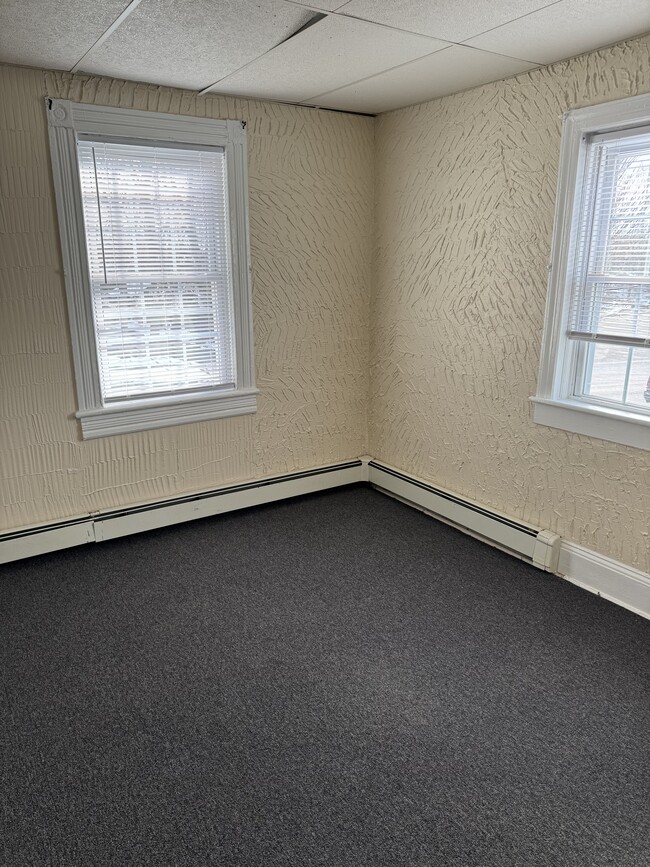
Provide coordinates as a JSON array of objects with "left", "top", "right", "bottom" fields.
[
  {"left": 0, "top": 460, "right": 364, "bottom": 564},
  {"left": 367, "top": 460, "right": 561, "bottom": 572},
  {"left": 2, "top": 455, "right": 647, "bottom": 620}
]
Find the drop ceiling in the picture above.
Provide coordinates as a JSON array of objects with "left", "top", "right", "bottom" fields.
[{"left": 0, "top": 0, "right": 648, "bottom": 114}]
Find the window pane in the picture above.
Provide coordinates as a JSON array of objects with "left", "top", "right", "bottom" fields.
[
  {"left": 93, "top": 281, "right": 234, "bottom": 400},
  {"left": 598, "top": 147, "right": 650, "bottom": 278},
  {"left": 77, "top": 139, "right": 235, "bottom": 402},
  {"left": 626, "top": 346, "right": 650, "bottom": 410},
  {"left": 581, "top": 344, "right": 626, "bottom": 403},
  {"left": 569, "top": 130, "right": 650, "bottom": 341},
  {"left": 575, "top": 282, "right": 650, "bottom": 340},
  {"left": 579, "top": 342, "right": 650, "bottom": 412},
  {"left": 78, "top": 141, "right": 229, "bottom": 283}
]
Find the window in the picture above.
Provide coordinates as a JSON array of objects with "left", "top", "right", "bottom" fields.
[
  {"left": 532, "top": 93, "right": 650, "bottom": 451},
  {"left": 47, "top": 100, "right": 256, "bottom": 439}
]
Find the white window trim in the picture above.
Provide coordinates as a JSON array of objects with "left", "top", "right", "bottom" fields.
[
  {"left": 47, "top": 99, "right": 257, "bottom": 439},
  {"left": 531, "top": 93, "right": 650, "bottom": 452}
]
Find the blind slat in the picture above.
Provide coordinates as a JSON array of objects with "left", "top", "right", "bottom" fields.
[{"left": 77, "top": 140, "right": 235, "bottom": 401}]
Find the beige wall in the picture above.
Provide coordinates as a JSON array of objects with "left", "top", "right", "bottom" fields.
[
  {"left": 371, "top": 35, "right": 650, "bottom": 571},
  {"left": 2, "top": 38, "right": 649, "bottom": 571},
  {"left": 0, "top": 65, "right": 373, "bottom": 529}
]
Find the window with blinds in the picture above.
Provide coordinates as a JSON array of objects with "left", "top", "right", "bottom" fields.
[
  {"left": 77, "top": 139, "right": 235, "bottom": 402},
  {"left": 568, "top": 126, "right": 650, "bottom": 412},
  {"left": 533, "top": 95, "right": 650, "bottom": 448}
]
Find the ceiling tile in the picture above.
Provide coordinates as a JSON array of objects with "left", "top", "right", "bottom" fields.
[
  {"left": 336, "top": 0, "right": 558, "bottom": 42},
  {"left": 310, "top": 45, "right": 538, "bottom": 113},
  {"left": 0, "top": 0, "right": 131, "bottom": 71},
  {"left": 208, "top": 14, "right": 448, "bottom": 103},
  {"left": 466, "top": 0, "right": 650, "bottom": 64},
  {"left": 287, "top": 0, "right": 347, "bottom": 9},
  {"left": 78, "top": 0, "right": 316, "bottom": 91}
]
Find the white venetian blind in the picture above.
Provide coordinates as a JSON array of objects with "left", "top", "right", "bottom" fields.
[
  {"left": 77, "top": 138, "right": 235, "bottom": 401},
  {"left": 568, "top": 127, "right": 650, "bottom": 347}
]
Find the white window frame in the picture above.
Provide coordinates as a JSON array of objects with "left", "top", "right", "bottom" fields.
[
  {"left": 47, "top": 99, "right": 257, "bottom": 439},
  {"left": 531, "top": 93, "right": 650, "bottom": 452}
]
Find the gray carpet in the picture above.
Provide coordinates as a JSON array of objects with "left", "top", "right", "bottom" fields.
[{"left": 1, "top": 485, "right": 648, "bottom": 866}]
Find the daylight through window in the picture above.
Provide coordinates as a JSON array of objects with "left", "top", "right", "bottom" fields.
[
  {"left": 78, "top": 140, "right": 235, "bottom": 402},
  {"left": 47, "top": 101, "right": 256, "bottom": 439},
  {"left": 532, "top": 94, "right": 650, "bottom": 451},
  {"left": 568, "top": 127, "right": 650, "bottom": 412}
]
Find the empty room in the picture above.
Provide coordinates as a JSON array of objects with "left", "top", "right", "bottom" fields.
[{"left": 1, "top": 1, "right": 649, "bottom": 864}]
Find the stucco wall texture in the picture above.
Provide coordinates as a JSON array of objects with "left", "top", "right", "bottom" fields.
[
  {"left": 1, "top": 36, "right": 649, "bottom": 571},
  {"left": 0, "top": 65, "right": 373, "bottom": 529},
  {"left": 371, "top": 35, "right": 650, "bottom": 571}
]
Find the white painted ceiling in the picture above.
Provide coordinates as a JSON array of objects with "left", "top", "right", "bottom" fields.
[{"left": 0, "top": 0, "right": 648, "bottom": 114}]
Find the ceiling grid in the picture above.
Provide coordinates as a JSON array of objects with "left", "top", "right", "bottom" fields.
[{"left": 1, "top": 0, "right": 648, "bottom": 113}]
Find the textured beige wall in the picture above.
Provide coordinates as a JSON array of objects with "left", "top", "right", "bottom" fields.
[
  {"left": 0, "top": 64, "right": 373, "bottom": 529},
  {"left": 371, "top": 35, "right": 650, "bottom": 571},
  {"left": 3, "top": 39, "right": 649, "bottom": 570}
]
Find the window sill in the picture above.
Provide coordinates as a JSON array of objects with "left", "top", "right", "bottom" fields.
[
  {"left": 76, "top": 389, "right": 258, "bottom": 439},
  {"left": 530, "top": 396, "right": 650, "bottom": 451}
]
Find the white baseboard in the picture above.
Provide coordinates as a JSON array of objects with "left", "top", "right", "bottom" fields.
[
  {"left": 1, "top": 453, "right": 647, "bottom": 621},
  {"left": 0, "top": 459, "right": 365, "bottom": 564},
  {"left": 558, "top": 542, "right": 650, "bottom": 620},
  {"left": 367, "top": 459, "right": 560, "bottom": 571},
  {"left": 0, "top": 519, "right": 96, "bottom": 565},
  {"left": 367, "top": 458, "right": 649, "bottom": 621}
]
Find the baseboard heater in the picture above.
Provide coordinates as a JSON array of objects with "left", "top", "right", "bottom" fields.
[
  {"left": 0, "top": 457, "right": 559, "bottom": 571},
  {"left": 0, "top": 460, "right": 365, "bottom": 565},
  {"left": 367, "top": 460, "right": 560, "bottom": 572}
]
